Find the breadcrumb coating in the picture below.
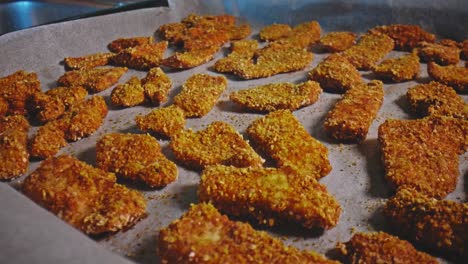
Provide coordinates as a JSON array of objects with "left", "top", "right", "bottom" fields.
[
  {"left": 378, "top": 117, "right": 467, "bottom": 198},
  {"left": 66, "top": 96, "right": 108, "bottom": 141},
  {"left": 29, "top": 118, "right": 69, "bottom": 159},
  {"left": 30, "top": 92, "right": 66, "bottom": 123},
  {"left": 45, "top": 86, "right": 88, "bottom": 109},
  {"left": 158, "top": 23, "right": 187, "bottom": 44},
  {"left": 162, "top": 46, "right": 219, "bottom": 69},
  {"left": 230, "top": 80, "right": 322, "bottom": 112},
  {"left": 182, "top": 26, "right": 229, "bottom": 51},
  {"left": 247, "top": 110, "right": 331, "bottom": 179},
  {"left": 57, "top": 67, "right": 127, "bottom": 93},
  {"left": 158, "top": 203, "right": 338, "bottom": 264},
  {"left": 142, "top": 67, "right": 172, "bottom": 104},
  {"left": 324, "top": 80, "right": 384, "bottom": 143},
  {"left": 417, "top": 42, "right": 460, "bottom": 65},
  {"left": 96, "top": 133, "right": 177, "bottom": 188},
  {"left": 173, "top": 74, "right": 227, "bottom": 117},
  {"left": 407, "top": 81, "right": 467, "bottom": 119},
  {"left": 64, "top": 52, "right": 114, "bottom": 71},
  {"left": 107, "top": 36, "right": 153, "bottom": 53},
  {"left": 368, "top": 24, "right": 435, "bottom": 51},
  {"left": 170, "top": 121, "right": 264, "bottom": 170},
  {"left": 462, "top": 40, "right": 468, "bottom": 60},
  {"left": 22, "top": 155, "right": 147, "bottom": 235},
  {"left": 438, "top": 39, "right": 461, "bottom": 48},
  {"left": 384, "top": 188, "right": 467, "bottom": 258},
  {"left": 318, "top": 32, "right": 357, "bottom": 52},
  {"left": 135, "top": 105, "right": 185, "bottom": 138},
  {"left": 0, "top": 115, "right": 29, "bottom": 180},
  {"left": 308, "top": 54, "right": 363, "bottom": 93},
  {"left": 427, "top": 62, "right": 468, "bottom": 93},
  {"left": 111, "top": 42, "right": 168, "bottom": 70},
  {"left": 269, "top": 21, "right": 321, "bottom": 49},
  {"left": 225, "top": 24, "right": 251, "bottom": 40},
  {"left": 0, "top": 70, "right": 41, "bottom": 116},
  {"left": 111, "top": 76, "right": 145, "bottom": 107},
  {"left": 372, "top": 53, "right": 420, "bottom": 82},
  {"left": 213, "top": 40, "right": 258, "bottom": 73},
  {"left": 336, "top": 231, "right": 438, "bottom": 264},
  {"left": 199, "top": 165, "right": 341, "bottom": 230},
  {"left": 0, "top": 97, "right": 8, "bottom": 116},
  {"left": 259, "top": 24, "right": 292, "bottom": 41}
]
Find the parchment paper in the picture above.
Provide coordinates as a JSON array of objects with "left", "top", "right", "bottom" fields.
[{"left": 0, "top": 1, "right": 466, "bottom": 263}]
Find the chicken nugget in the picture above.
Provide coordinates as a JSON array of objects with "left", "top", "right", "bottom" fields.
[
  {"left": 368, "top": 24, "right": 435, "bottom": 51},
  {"left": 107, "top": 36, "right": 153, "bottom": 53},
  {"left": 230, "top": 80, "right": 322, "bottom": 112},
  {"left": 324, "top": 80, "right": 384, "bottom": 143},
  {"left": 158, "top": 203, "right": 337, "bottom": 264},
  {"left": 111, "top": 77, "right": 145, "bottom": 107},
  {"left": 170, "top": 121, "right": 263, "bottom": 170},
  {"left": 199, "top": 165, "right": 341, "bottom": 230},
  {"left": 0, "top": 97, "right": 8, "bottom": 116},
  {"left": 318, "top": 31, "right": 357, "bottom": 52},
  {"left": 259, "top": 24, "right": 292, "bottom": 41},
  {"left": 247, "top": 110, "right": 331, "bottom": 179},
  {"left": 29, "top": 92, "right": 66, "bottom": 123},
  {"left": 173, "top": 74, "right": 227, "bottom": 117},
  {"left": 384, "top": 188, "right": 467, "bottom": 258},
  {"left": 22, "top": 155, "right": 147, "bottom": 235},
  {"left": 45, "top": 86, "right": 88, "bottom": 108},
  {"left": 269, "top": 21, "right": 321, "bottom": 49},
  {"left": 225, "top": 24, "right": 251, "bottom": 40},
  {"left": 111, "top": 42, "right": 168, "bottom": 70},
  {"left": 96, "top": 133, "right": 177, "bottom": 188},
  {"left": 407, "top": 81, "right": 467, "bottom": 119},
  {"left": 0, "top": 70, "right": 41, "bottom": 116},
  {"left": 162, "top": 46, "right": 219, "bottom": 69},
  {"left": 336, "top": 231, "right": 438, "bottom": 264},
  {"left": 0, "top": 115, "right": 29, "bottom": 180},
  {"left": 135, "top": 105, "right": 185, "bottom": 138},
  {"left": 213, "top": 40, "right": 258, "bottom": 73},
  {"left": 57, "top": 67, "right": 127, "bottom": 93},
  {"left": 182, "top": 26, "right": 229, "bottom": 51},
  {"left": 158, "top": 23, "right": 187, "bottom": 45},
  {"left": 29, "top": 118, "right": 69, "bottom": 159},
  {"left": 427, "top": 62, "right": 468, "bottom": 93},
  {"left": 308, "top": 54, "right": 363, "bottom": 93},
  {"left": 372, "top": 53, "right": 420, "bottom": 82},
  {"left": 378, "top": 117, "right": 466, "bottom": 198},
  {"left": 142, "top": 67, "right": 172, "bottom": 104},
  {"left": 65, "top": 96, "right": 108, "bottom": 141},
  {"left": 64, "top": 52, "right": 114, "bottom": 71},
  {"left": 416, "top": 42, "right": 460, "bottom": 65},
  {"left": 438, "top": 38, "right": 461, "bottom": 48}
]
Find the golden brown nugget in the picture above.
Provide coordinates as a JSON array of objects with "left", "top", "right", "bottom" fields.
[
  {"left": 438, "top": 38, "right": 461, "bottom": 48},
  {"left": 384, "top": 188, "right": 467, "bottom": 258},
  {"left": 142, "top": 67, "right": 172, "bottom": 104},
  {"left": 182, "top": 27, "right": 229, "bottom": 51},
  {"left": 22, "top": 155, "right": 147, "bottom": 235},
  {"left": 64, "top": 52, "right": 114, "bottom": 71},
  {"left": 225, "top": 24, "right": 251, "bottom": 40},
  {"left": 336, "top": 231, "right": 439, "bottom": 264},
  {"left": 96, "top": 133, "right": 177, "bottom": 188},
  {"left": 199, "top": 165, "right": 341, "bottom": 230},
  {"left": 0, "top": 115, "right": 29, "bottom": 180},
  {"left": 269, "top": 21, "right": 321, "bottom": 49},
  {"left": 230, "top": 81, "right": 322, "bottom": 112},
  {"left": 65, "top": 96, "right": 108, "bottom": 141},
  {"left": 45, "top": 86, "right": 88, "bottom": 108},
  {"left": 162, "top": 46, "right": 219, "bottom": 69},
  {"left": 57, "top": 67, "right": 127, "bottom": 93},
  {"left": 29, "top": 118, "right": 69, "bottom": 159},
  {"left": 338, "top": 33, "right": 395, "bottom": 70},
  {"left": 324, "top": 80, "right": 384, "bottom": 143},
  {"left": 30, "top": 92, "right": 66, "bottom": 122},
  {"left": 157, "top": 22, "right": 187, "bottom": 44},
  {"left": 378, "top": 117, "right": 467, "bottom": 198},
  {"left": 158, "top": 203, "right": 337, "bottom": 264},
  {"left": 0, "top": 97, "right": 8, "bottom": 116},
  {"left": 170, "top": 121, "right": 263, "bottom": 170},
  {"left": 308, "top": 54, "right": 363, "bottom": 93},
  {"left": 110, "top": 77, "right": 145, "bottom": 107},
  {"left": 0, "top": 70, "right": 41, "bottom": 116},
  {"left": 368, "top": 24, "right": 436, "bottom": 51},
  {"left": 107, "top": 36, "right": 153, "bottom": 53},
  {"left": 111, "top": 42, "right": 168, "bottom": 70},
  {"left": 259, "top": 23, "right": 292, "bottom": 41},
  {"left": 182, "top": 14, "right": 236, "bottom": 27},
  {"left": 213, "top": 40, "right": 258, "bottom": 73},
  {"left": 318, "top": 31, "right": 357, "bottom": 52},
  {"left": 372, "top": 53, "right": 420, "bottom": 82},
  {"left": 247, "top": 110, "right": 331, "bottom": 179},
  {"left": 135, "top": 105, "right": 185, "bottom": 138},
  {"left": 427, "top": 62, "right": 468, "bottom": 93},
  {"left": 407, "top": 81, "right": 467, "bottom": 119},
  {"left": 416, "top": 42, "right": 460, "bottom": 66},
  {"left": 173, "top": 74, "right": 227, "bottom": 117}
]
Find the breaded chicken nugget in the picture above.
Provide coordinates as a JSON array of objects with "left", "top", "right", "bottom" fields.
[
  {"left": 45, "top": 86, "right": 88, "bottom": 108},
  {"left": 0, "top": 97, "right": 8, "bottom": 116},
  {"left": 173, "top": 74, "right": 227, "bottom": 117},
  {"left": 64, "top": 52, "right": 114, "bottom": 71},
  {"left": 384, "top": 188, "right": 467, "bottom": 258},
  {"left": 111, "top": 42, "right": 168, "bottom": 70},
  {"left": 372, "top": 53, "right": 420, "bottom": 82},
  {"left": 57, "top": 67, "right": 127, "bottom": 93},
  {"left": 29, "top": 118, "right": 69, "bottom": 159},
  {"left": 336, "top": 231, "right": 438, "bottom": 264},
  {"left": 259, "top": 24, "right": 292, "bottom": 41},
  {"left": 378, "top": 117, "right": 467, "bottom": 198},
  {"left": 158, "top": 23, "right": 187, "bottom": 44},
  {"left": 111, "top": 77, "right": 145, "bottom": 107},
  {"left": 416, "top": 42, "right": 460, "bottom": 65},
  {"left": 65, "top": 96, "right": 108, "bottom": 141},
  {"left": 170, "top": 121, "right": 263, "bottom": 170},
  {"left": 407, "top": 81, "right": 467, "bottom": 119},
  {"left": 182, "top": 27, "right": 229, "bottom": 51},
  {"left": 213, "top": 40, "right": 258, "bottom": 73},
  {"left": 438, "top": 39, "right": 461, "bottom": 48},
  {"left": 22, "top": 155, "right": 147, "bottom": 235},
  {"left": 230, "top": 80, "right": 322, "bottom": 112},
  {"left": 182, "top": 14, "right": 236, "bottom": 27},
  {"left": 308, "top": 54, "right": 363, "bottom": 93},
  {"left": 225, "top": 24, "right": 251, "bottom": 40},
  {"left": 199, "top": 165, "right": 341, "bottom": 230},
  {"left": 107, "top": 36, "right": 153, "bottom": 53},
  {"left": 269, "top": 21, "right": 321, "bottom": 49},
  {"left": 427, "top": 62, "right": 468, "bottom": 93},
  {"left": 318, "top": 31, "right": 357, "bottom": 52},
  {"left": 368, "top": 24, "right": 435, "bottom": 51},
  {"left": 158, "top": 203, "right": 338, "bottom": 264},
  {"left": 162, "top": 46, "right": 219, "bottom": 69},
  {"left": 324, "top": 80, "right": 384, "bottom": 143},
  {"left": 135, "top": 105, "right": 185, "bottom": 138},
  {"left": 30, "top": 92, "right": 66, "bottom": 122},
  {"left": 96, "top": 133, "right": 177, "bottom": 188},
  {"left": 247, "top": 110, "right": 331, "bottom": 179},
  {"left": 0, "top": 115, "right": 29, "bottom": 180},
  {"left": 142, "top": 67, "right": 172, "bottom": 104},
  {"left": 0, "top": 70, "right": 41, "bottom": 116}
]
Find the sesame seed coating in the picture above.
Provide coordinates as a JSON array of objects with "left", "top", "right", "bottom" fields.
[
  {"left": 135, "top": 105, "right": 186, "bottom": 138},
  {"left": 259, "top": 24, "right": 292, "bottom": 41},
  {"left": 111, "top": 42, "right": 168, "bottom": 70},
  {"left": 417, "top": 42, "right": 461, "bottom": 65},
  {"left": 318, "top": 31, "right": 357, "bottom": 52},
  {"left": 64, "top": 52, "right": 114, "bottom": 71},
  {"left": 107, "top": 36, "right": 153, "bottom": 53},
  {"left": 0, "top": 70, "right": 41, "bottom": 116},
  {"left": 111, "top": 76, "right": 146, "bottom": 107},
  {"left": 57, "top": 67, "right": 127, "bottom": 93},
  {"left": 268, "top": 21, "right": 321, "bottom": 49},
  {"left": 163, "top": 46, "right": 219, "bottom": 69},
  {"left": 0, "top": 115, "right": 29, "bottom": 180},
  {"left": 372, "top": 53, "right": 420, "bottom": 82},
  {"left": 427, "top": 62, "right": 468, "bottom": 94},
  {"left": 142, "top": 67, "right": 172, "bottom": 104},
  {"left": 213, "top": 40, "right": 258, "bottom": 73},
  {"left": 368, "top": 24, "right": 435, "bottom": 51}
]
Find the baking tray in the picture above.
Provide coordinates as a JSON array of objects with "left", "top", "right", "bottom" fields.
[{"left": 0, "top": 1, "right": 466, "bottom": 263}]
